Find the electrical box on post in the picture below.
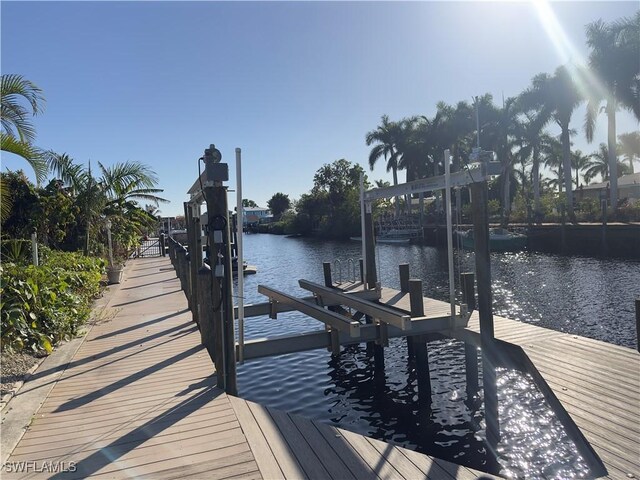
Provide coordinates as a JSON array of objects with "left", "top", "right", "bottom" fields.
[
  {"left": 208, "top": 163, "right": 228, "bottom": 183},
  {"left": 213, "top": 230, "right": 224, "bottom": 244},
  {"left": 214, "top": 265, "right": 224, "bottom": 278}
]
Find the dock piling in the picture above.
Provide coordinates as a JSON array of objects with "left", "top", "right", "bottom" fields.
[
  {"left": 202, "top": 145, "right": 237, "bottom": 396},
  {"left": 410, "top": 279, "right": 431, "bottom": 406},
  {"left": 400, "top": 264, "right": 415, "bottom": 358},
  {"left": 399, "top": 264, "right": 410, "bottom": 293},
  {"left": 470, "top": 181, "right": 494, "bottom": 346},
  {"left": 323, "top": 262, "right": 333, "bottom": 287},
  {"left": 323, "top": 262, "right": 340, "bottom": 355},
  {"left": 198, "top": 265, "right": 219, "bottom": 368},
  {"left": 461, "top": 272, "right": 479, "bottom": 400},
  {"left": 159, "top": 233, "right": 166, "bottom": 257}
]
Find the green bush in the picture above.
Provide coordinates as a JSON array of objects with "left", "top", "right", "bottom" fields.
[
  {"left": 613, "top": 199, "right": 640, "bottom": 222},
  {"left": 0, "top": 250, "right": 105, "bottom": 353},
  {"left": 575, "top": 198, "right": 600, "bottom": 222},
  {"left": 1, "top": 239, "right": 32, "bottom": 264}
]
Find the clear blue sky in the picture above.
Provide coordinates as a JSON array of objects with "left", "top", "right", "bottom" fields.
[{"left": 2, "top": 1, "right": 638, "bottom": 217}]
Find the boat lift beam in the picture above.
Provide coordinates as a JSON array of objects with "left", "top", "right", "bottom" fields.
[
  {"left": 257, "top": 285, "right": 361, "bottom": 337},
  {"left": 298, "top": 279, "right": 412, "bottom": 331},
  {"left": 363, "top": 157, "right": 501, "bottom": 203},
  {"left": 239, "top": 313, "right": 469, "bottom": 361}
]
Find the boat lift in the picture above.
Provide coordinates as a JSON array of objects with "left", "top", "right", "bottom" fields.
[{"left": 360, "top": 148, "right": 501, "bottom": 344}]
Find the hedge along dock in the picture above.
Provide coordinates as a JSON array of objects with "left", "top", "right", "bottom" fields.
[{"left": 1, "top": 256, "right": 498, "bottom": 479}]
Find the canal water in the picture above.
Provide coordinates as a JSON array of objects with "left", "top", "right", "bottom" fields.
[{"left": 234, "top": 234, "right": 640, "bottom": 478}]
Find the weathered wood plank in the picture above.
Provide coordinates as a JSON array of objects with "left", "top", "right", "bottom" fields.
[
  {"left": 246, "top": 401, "right": 307, "bottom": 479},
  {"left": 266, "top": 407, "right": 331, "bottom": 479},
  {"left": 524, "top": 343, "right": 640, "bottom": 385},
  {"left": 228, "top": 396, "right": 284, "bottom": 480},
  {"left": 364, "top": 438, "right": 426, "bottom": 479},
  {"left": 288, "top": 413, "right": 356, "bottom": 480},
  {"left": 528, "top": 355, "right": 638, "bottom": 405},
  {"left": 338, "top": 428, "right": 404, "bottom": 479},
  {"left": 312, "top": 422, "right": 380, "bottom": 480},
  {"left": 137, "top": 449, "right": 258, "bottom": 480}
]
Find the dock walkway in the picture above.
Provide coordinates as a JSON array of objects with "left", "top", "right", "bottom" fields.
[{"left": 2, "top": 257, "right": 493, "bottom": 479}]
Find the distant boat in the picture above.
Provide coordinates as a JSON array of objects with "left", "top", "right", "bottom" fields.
[
  {"left": 378, "top": 228, "right": 421, "bottom": 244},
  {"left": 456, "top": 228, "right": 527, "bottom": 252},
  {"left": 350, "top": 228, "right": 418, "bottom": 245}
]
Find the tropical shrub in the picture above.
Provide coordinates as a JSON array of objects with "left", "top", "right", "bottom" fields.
[
  {"left": 575, "top": 198, "right": 601, "bottom": 222},
  {"left": 0, "top": 250, "right": 105, "bottom": 353},
  {"left": 613, "top": 199, "right": 640, "bottom": 222}
]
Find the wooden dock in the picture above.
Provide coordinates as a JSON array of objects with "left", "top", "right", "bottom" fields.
[
  {"left": 1, "top": 257, "right": 495, "bottom": 479},
  {"left": 373, "top": 285, "right": 640, "bottom": 480}
]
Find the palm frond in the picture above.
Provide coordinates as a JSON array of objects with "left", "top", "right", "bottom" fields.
[
  {"left": 1, "top": 74, "right": 45, "bottom": 143},
  {"left": 0, "top": 132, "right": 47, "bottom": 184},
  {"left": 0, "top": 176, "right": 13, "bottom": 224}
]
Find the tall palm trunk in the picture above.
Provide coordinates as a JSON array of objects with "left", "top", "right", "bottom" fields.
[
  {"left": 560, "top": 125, "right": 573, "bottom": 216},
  {"left": 607, "top": 99, "right": 618, "bottom": 206},
  {"left": 532, "top": 146, "right": 541, "bottom": 216},
  {"left": 392, "top": 166, "right": 400, "bottom": 218},
  {"left": 502, "top": 167, "right": 511, "bottom": 227}
]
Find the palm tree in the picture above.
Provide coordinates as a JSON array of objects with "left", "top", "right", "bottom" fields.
[
  {"left": 366, "top": 115, "right": 402, "bottom": 217},
  {"left": 584, "top": 13, "right": 640, "bottom": 206},
  {"left": 480, "top": 96, "right": 521, "bottom": 224},
  {"left": 98, "top": 161, "right": 167, "bottom": 206},
  {"left": 584, "top": 143, "right": 632, "bottom": 184},
  {"left": 542, "top": 136, "right": 564, "bottom": 192},
  {"left": 0, "top": 74, "right": 48, "bottom": 183},
  {"left": 571, "top": 150, "right": 591, "bottom": 188},
  {"left": 524, "top": 66, "right": 583, "bottom": 217},
  {"left": 46, "top": 154, "right": 166, "bottom": 254},
  {"left": 618, "top": 131, "right": 640, "bottom": 174},
  {"left": 512, "top": 110, "right": 554, "bottom": 217}
]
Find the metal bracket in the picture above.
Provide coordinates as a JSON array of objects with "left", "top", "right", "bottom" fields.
[
  {"left": 269, "top": 300, "right": 278, "bottom": 319},
  {"left": 375, "top": 321, "right": 389, "bottom": 347},
  {"left": 330, "top": 328, "right": 340, "bottom": 355}
]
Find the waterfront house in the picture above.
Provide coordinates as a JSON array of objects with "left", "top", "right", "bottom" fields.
[
  {"left": 575, "top": 173, "right": 640, "bottom": 203},
  {"left": 243, "top": 207, "right": 273, "bottom": 226}
]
